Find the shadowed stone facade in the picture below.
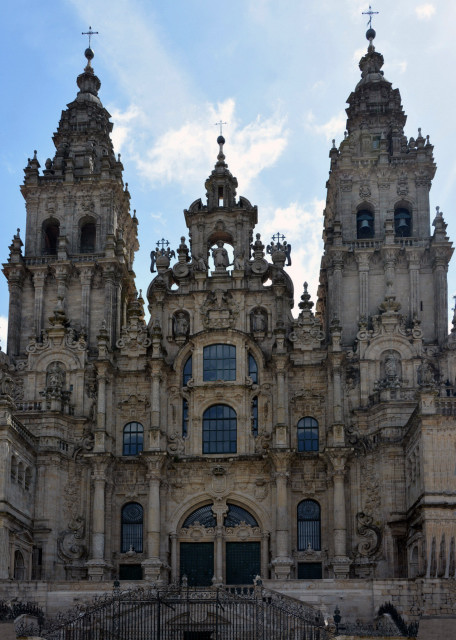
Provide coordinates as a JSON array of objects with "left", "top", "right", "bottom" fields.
[{"left": 1, "top": 33, "right": 455, "bottom": 628}]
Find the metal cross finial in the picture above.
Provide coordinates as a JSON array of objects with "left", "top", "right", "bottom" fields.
[
  {"left": 214, "top": 120, "right": 227, "bottom": 136},
  {"left": 272, "top": 232, "right": 285, "bottom": 244},
  {"left": 156, "top": 238, "right": 170, "bottom": 251},
  {"left": 362, "top": 4, "right": 379, "bottom": 28},
  {"left": 82, "top": 26, "right": 99, "bottom": 48}
]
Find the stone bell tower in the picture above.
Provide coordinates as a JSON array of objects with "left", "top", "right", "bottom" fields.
[
  {"left": 319, "top": 28, "right": 453, "bottom": 348},
  {"left": 3, "top": 46, "right": 139, "bottom": 356}
]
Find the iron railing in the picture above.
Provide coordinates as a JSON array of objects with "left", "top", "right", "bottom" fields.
[{"left": 17, "top": 584, "right": 332, "bottom": 639}]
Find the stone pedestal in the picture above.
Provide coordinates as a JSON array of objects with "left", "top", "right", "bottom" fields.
[
  {"left": 331, "top": 556, "right": 351, "bottom": 579},
  {"left": 142, "top": 557, "right": 164, "bottom": 583},
  {"left": 86, "top": 559, "right": 111, "bottom": 581},
  {"left": 271, "top": 556, "right": 293, "bottom": 580}
]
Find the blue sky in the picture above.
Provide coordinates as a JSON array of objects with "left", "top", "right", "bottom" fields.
[{"left": 1, "top": 0, "right": 455, "bottom": 344}]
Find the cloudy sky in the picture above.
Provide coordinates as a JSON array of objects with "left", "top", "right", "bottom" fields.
[{"left": 1, "top": 0, "right": 455, "bottom": 345}]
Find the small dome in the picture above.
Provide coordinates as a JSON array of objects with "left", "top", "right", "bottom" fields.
[
  {"left": 366, "top": 28, "right": 376, "bottom": 41},
  {"left": 85, "top": 47, "right": 94, "bottom": 61},
  {"left": 217, "top": 135, "right": 225, "bottom": 145}
]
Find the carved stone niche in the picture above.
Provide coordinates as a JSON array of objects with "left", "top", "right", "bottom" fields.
[
  {"left": 172, "top": 310, "right": 190, "bottom": 345},
  {"left": 250, "top": 307, "right": 267, "bottom": 336}
]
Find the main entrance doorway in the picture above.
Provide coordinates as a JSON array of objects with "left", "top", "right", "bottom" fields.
[{"left": 177, "top": 503, "right": 263, "bottom": 585}]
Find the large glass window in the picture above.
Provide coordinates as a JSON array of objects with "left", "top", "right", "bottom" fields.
[
  {"left": 203, "top": 345, "right": 236, "bottom": 381},
  {"left": 123, "top": 422, "right": 144, "bottom": 456},
  {"left": 297, "top": 500, "right": 321, "bottom": 551},
  {"left": 202, "top": 404, "right": 237, "bottom": 454},
  {"left": 121, "top": 503, "right": 143, "bottom": 553},
  {"left": 297, "top": 417, "right": 319, "bottom": 452}
]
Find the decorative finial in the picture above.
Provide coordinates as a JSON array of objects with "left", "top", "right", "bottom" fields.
[
  {"left": 363, "top": 4, "right": 379, "bottom": 41},
  {"left": 82, "top": 26, "right": 98, "bottom": 63},
  {"left": 436, "top": 205, "right": 441, "bottom": 216},
  {"left": 215, "top": 120, "right": 227, "bottom": 146}
]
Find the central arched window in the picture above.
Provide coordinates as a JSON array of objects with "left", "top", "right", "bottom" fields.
[
  {"left": 121, "top": 503, "right": 143, "bottom": 553},
  {"left": 183, "top": 504, "right": 217, "bottom": 528},
  {"left": 203, "top": 405, "right": 237, "bottom": 454},
  {"left": 297, "top": 417, "right": 319, "bottom": 452},
  {"left": 297, "top": 500, "right": 321, "bottom": 551},
  {"left": 203, "top": 344, "right": 236, "bottom": 381},
  {"left": 224, "top": 503, "right": 258, "bottom": 527},
  {"left": 123, "top": 422, "right": 144, "bottom": 455}
]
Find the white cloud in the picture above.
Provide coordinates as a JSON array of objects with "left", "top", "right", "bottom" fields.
[
  {"left": 109, "top": 105, "right": 143, "bottom": 156},
  {"left": 134, "top": 99, "right": 288, "bottom": 192},
  {"left": 308, "top": 112, "right": 346, "bottom": 143},
  {"left": 0, "top": 316, "right": 7, "bottom": 349},
  {"left": 416, "top": 4, "right": 436, "bottom": 20},
  {"left": 259, "top": 199, "right": 324, "bottom": 309}
]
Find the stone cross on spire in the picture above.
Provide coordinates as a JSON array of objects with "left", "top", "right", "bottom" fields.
[
  {"left": 214, "top": 120, "right": 227, "bottom": 136},
  {"left": 362, "top": 4, "right": 379, "bottom": 29},
  {"left": 82, "top": 26, "right": 99, "bottom": 48}
]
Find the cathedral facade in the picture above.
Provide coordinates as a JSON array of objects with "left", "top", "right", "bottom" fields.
[{"left": 1, "top": 31, "right": 455, "bottom": 622}]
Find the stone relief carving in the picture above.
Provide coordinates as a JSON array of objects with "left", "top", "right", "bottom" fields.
[
  {"left": 356, "top": 512, "right": 383, "bottom": 558},
  {"left": 201, "top": 290, "right": 239, "bottom": 329},
  {"left": 250, "top": 307, "right": 267, "bottom": 333}
]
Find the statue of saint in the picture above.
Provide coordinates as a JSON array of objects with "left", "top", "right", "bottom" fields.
[{"left": 212, "top": 241, "right": 229, "bottom": 270}]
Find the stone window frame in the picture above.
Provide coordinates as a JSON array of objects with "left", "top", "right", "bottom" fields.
[
  {"left": 122, "top": 421, "right": 144, "bottom": 456},
  {"left": 202, "top": 404, "right": 237, "bottom": 455},
  {"left": 297, "top": 416, "right": 319, "bottom": 452}
]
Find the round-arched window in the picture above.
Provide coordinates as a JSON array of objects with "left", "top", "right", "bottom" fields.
[{"left": 202, "top": 405, "right": 237, "bottom": 454}]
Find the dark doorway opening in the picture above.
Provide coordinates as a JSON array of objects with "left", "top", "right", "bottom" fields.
[
  {"left": 119, "top": 564, "right": 143, "bottom": 580},
  {"left": 226, "top": 541, "right": 260, "bottom": 585},
  {"left": 180, "top": 542, "right": 214, "bottom": 586},
  {"left": 297, "top": 562, "right": 322, "bottom": 579}
]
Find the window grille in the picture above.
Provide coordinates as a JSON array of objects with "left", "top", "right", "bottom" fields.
[
  {"left": 203, "top": 345, "right": 236, "bottom": 381},
  {"left": 224, "top": 503, "right": 258, "bottom": 527},
  {"left": 297, "top": 417, "right": 319, "bottom": 452},
  {"left": 297, "top": 499, "right": 321, "bottom": 551},
  {"left": 182, "top": 504, "right": 216, "bottom": 528},
  {"left": 202, "top": 404, "right": 237, "bottom": 454},
  {"left": 121, "top": 503, "right": 143, "bottom": 553},
  {"left": 123, "top": 422, "right": 144, "bottom": 456}
]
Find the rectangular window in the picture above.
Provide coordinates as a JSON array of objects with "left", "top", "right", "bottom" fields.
[
  {"left": 203, "top": 344, "right": 236, "bottom": 381},
  {"left": 297, "top": 562, "right": 322, "bottom": 579}
]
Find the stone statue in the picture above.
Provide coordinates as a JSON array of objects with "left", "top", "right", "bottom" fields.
[
  {"left": 252, "top": 309, "right": 266, "bottom": 332},
  {"left": 212, "top": 241, "right": 229, "bottom": 270},
  {"left": 174, "top": 311, "right": 189, "bottom": 337},
  {"left": 233, "top": 250, "right": 245, "bottom": 270}
]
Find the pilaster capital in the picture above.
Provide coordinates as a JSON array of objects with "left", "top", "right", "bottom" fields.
[
  {"left": 143, "top": 452, "right": 166, "bottom": 478},
  {"left": 32, "top": 268, "right": 48, "bottom": 287},
  {"left": 325, "top": 447, "right": 353, "bottom": 476},
  {"left": 79, "top": 265, "right": 94, "bottom": 285},
  {"left": 269, "top": 449, "right": 293, "bottom": 474}
]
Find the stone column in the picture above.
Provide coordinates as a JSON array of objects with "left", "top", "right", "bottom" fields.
[
  {"left": 433, "top": 251, "right": 449, "bottom": 345},
  {"left": 87, "top": 458, "right": 110, "bottom": 580},
  {"left": 327, "top": 450, "right": 351, "bottom": 578},
  {"left": 142, "top": 454, "right": 165, "bottom": 582},
  {"left": 331, "top": 252, "right": 344, "bottom": 324},
  {"left": 55, "top": 264, "right": 70, "bottom": 312},
  {"left": 32, "top": 269, "right": 47, "bottom": 338},
  {"left": 94, "top": 362, "right": 108, "bottom": 453},
  {"left": 80, "top": 266, "right": 93, "bottom": 340},
  {"left": 382, "top": 248, "right": 397, "bottom": 299},
  {"left": 6, "top": 268, "right": 25, "bottom": 356},
  {"left": 356, "top": 253, "right": 369, "bottom": 319},
  {"left": 103, "top": 265, "right": 118, "bottom": 346},
  {"left": 170, "top": 533, "right": 178, "bottom": 582},
  {"left": 261, "top": 532, "right": 270, "bottom": 579},
  {"left": 214, "top": 526, "right": 223, "bottom": 585},
  {"left": 270, "top": 452, "right": 293, "bottom": 580},
  {"left": 408, "top": 251, "right": 420, "bottom": 319},
  {"left": 0, "top": 521, "right": 9, "bottom": 579}
]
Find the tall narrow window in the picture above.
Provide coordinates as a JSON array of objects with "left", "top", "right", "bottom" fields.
[
  {"left": 218, "top": 186, "right": 224, "bottom": 206},
  {"left": 121, "top": 503, "right": 143, "bottom": 553},
  {"left": 123, "top": 422, "right": 144, "bottom": 456},
  {"left": 13, "top": 550, "right": 26, "bottom": 580},
  {"left": 202, "top": 404, "right": 237, "bottom": 454},
  {"left": 297, "top": 417, "right": 319, "bottom": 452},
  {"left": 183, "top": 355, "right": 192, "bottom": 386},
  {"left": 42, "top": 219, "right": 60, "bottom": 255},
  {"left": 248, "top": 353, "right": 258, "bottom": 383},
  {"left": 182, "top": 399, "right": 189, "bottom": 438},
  {"left": 251, "top": 397, "right": 258, "bottom": 437},
  {"left": 297, "top": 500, "right": 321, "bottom": 551},
  {"left": 80, "top": 222, "right": 96, "bottom": 253},
  {"left": 203, "top": 345, "right": 236, "bottom": 381}
]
